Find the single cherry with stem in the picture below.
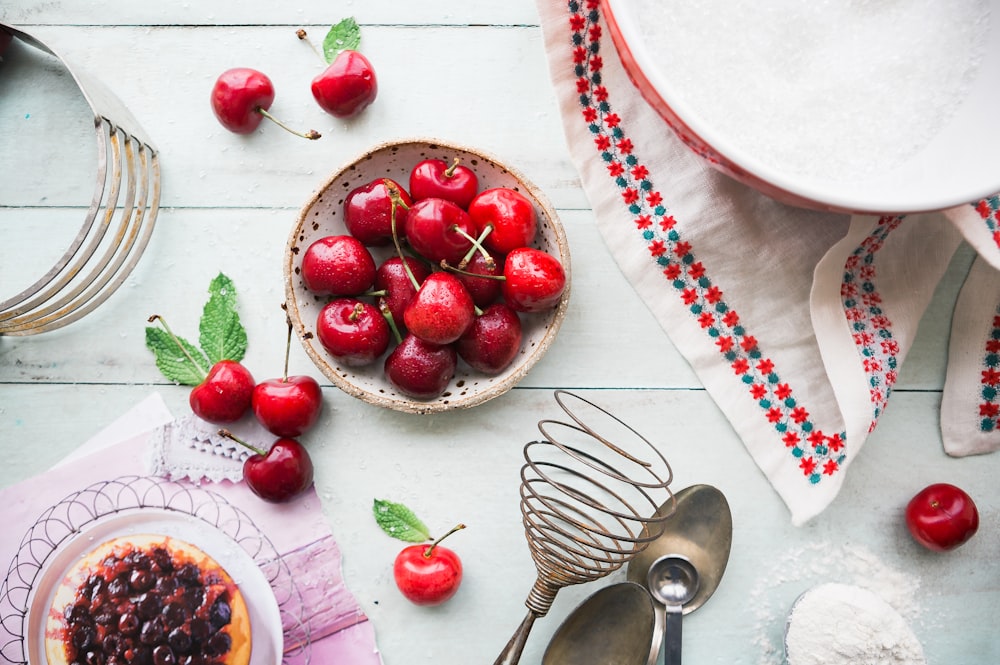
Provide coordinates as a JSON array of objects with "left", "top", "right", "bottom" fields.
[
  {"left": 219, "top": 429, "right": 314, "bottom": 503},
  {"left": 316, "top": 298, "right": 391, "bottom": 366},
  {"left": 252, "top": 312, "right": 323, "bottom": 438},
  {"left": 344, "top": 178, "right": 414, "bottom": 247},
  {"left": 441, "top": 246, "right": 567, "bottom": 314},
  {"left": 409, "top": 157, "right": 479, "bottom": 209},
  {"left": 301, "top": 234, "right": 377, "bottom": 296},
  {"left": 148, "top": 314, "right": 255, "bottom": 425},
  {"left": 393, "top": 524, "right": 467, "bottom": 606},
  {"left": 210, "top": 68, "right": 320, "bottom": 139},
  {"left": 468, "top": 187, "right": 538, "bottom": 255},
  {"left": 298, "top": 26, "right": 378, "bottom": 119}
]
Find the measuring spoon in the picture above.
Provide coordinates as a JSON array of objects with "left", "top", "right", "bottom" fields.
[{"left": 646, "top": 555, "right": 700, "bottom": 665}]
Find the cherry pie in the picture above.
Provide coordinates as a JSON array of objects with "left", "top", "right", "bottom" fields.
[{"left": 45, "top": 534, "right": 252, "bottom": 665}]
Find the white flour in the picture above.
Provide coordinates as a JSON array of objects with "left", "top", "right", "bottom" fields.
[
  {"left": 748, "top": 541, "right": 924, "bottom": 665},
  {"left": 784, "top": 582, "right": 925, "bottom": 665},
  {"left": 635, "top": 0, "right": 991, "bottom": 181}
]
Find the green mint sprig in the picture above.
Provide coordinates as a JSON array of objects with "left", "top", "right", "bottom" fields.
[
  {"left": 323, "top": 17, "right": 361, "bottom": 63},
  {"left": 145, "top": 273, "right": 248, "bottom": 385},
  {"left": 373, "top": 498, "right": 433, "bottom": 543}
]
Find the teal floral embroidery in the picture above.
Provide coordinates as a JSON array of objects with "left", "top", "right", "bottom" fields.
[{"left": 567, "top": 0, "right": 846, "bottom": 482}]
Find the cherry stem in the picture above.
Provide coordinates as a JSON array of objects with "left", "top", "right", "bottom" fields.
[
  {"left": 281, "top": 306, "right": 293, "bottom": 383},
  {"left": 456, "top": 224, "right": 494, "bottom": 270},
  {"left": 440, "top": 261, "right": 505, "bottom": 281},
  {"left": 295, "top": 28, "right": 329, "bottom": 64},
  {"left": 147, "top": 314, "right": 208, "bottom": 382},
  {"left": 423, "top": 523, "right": 466, "bottom": 558},
  {"left": 255, "top": 107, "right": 322, "bottom": 140},
  {"left": 443, "top": 156, "right": 461, "bottom": 179},
  {"left": 384, "top": 180, "right": 420, "bottom": 290},
  {"left": 378, "top": 300, "right": 404, "bottom": 345},
  {"left": 348, "top": 302, "right": 365, "bottom": 322},
  {"left": 218, "top": 429, "right": 268, "bottom": 457}
]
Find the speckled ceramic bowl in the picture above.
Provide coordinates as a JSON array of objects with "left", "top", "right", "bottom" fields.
[{"left": 284, "top": 138, "right": 571, "bottom": 414}]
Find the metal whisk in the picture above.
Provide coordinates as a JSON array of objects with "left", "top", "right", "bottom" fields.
[{"left": 494, "top": 390, "right": 676, "bottom": 665}]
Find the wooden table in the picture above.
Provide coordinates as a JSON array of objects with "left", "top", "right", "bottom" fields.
[{"left": 2, "top": 3, "right": 997, "bottom": 663}]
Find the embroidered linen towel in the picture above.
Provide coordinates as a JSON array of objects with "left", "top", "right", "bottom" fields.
[{"left": 537, "top": 0, "right": 1000, "bottom": 524}]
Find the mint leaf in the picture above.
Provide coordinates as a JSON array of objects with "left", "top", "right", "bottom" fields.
[
  {"left": 323, "top": 17, "right": 361, "bottom": 63},
  {"left": 373, "top": 499, "right": 432, "bottom": 542},
  {"left": 145, "top": 326, "right": 210, "bottom": 386},
  {"left": 199, "top": 273, "right": 247, "bottom": 364}
]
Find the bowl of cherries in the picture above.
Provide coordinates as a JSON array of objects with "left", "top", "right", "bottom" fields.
[{"left": 284, "top": 138, "right": 571, "bottom": 414}]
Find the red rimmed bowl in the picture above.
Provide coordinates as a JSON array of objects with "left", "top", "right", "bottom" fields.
[{"left": 602, "top": 0, "right": 1000, "bottom": 214}]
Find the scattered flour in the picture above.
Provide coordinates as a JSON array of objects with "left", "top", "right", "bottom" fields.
[
  {"left": 784, "top": 583, "right": 925, "bottom": 665},
  {"left": 635, "top": 0, "right": 992, "bottom": 181},
  {"left": 748, "top": 541, "right": 924, "bottom": 665}
]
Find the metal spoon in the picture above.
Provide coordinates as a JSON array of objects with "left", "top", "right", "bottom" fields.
[
  {"left": 627, "top": 484, "right": 733, "bottom": 665},
  {"left": 646, "top": 555, "right": 699, "bottom": 665},
  {"left": 542, "top": 582, "right": 658, "bottom": 665}
]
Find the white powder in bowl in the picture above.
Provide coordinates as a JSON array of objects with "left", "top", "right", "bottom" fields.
[
  {"left": 784, "top": 582, "right": 926, "bottom": 665},
  {"left": 635, "top": 0, "right": 992, "bottom": 182}
]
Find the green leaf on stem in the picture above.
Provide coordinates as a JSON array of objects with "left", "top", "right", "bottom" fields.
[
  {"left": 144, "top": 326, "right": 210, "bottom": 386},
  {"left": 199, "top": 272, "right": 247, "bottom": 364},
  {"left": 323, "top": 17, "right": 361, "bottom": 63},
  {"left": 373, "top": 498, "right": 432, "bottom": 542}
]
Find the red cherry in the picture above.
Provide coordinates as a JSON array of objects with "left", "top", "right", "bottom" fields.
[
  {"left": 384, "top": 334, "right": 457, "bottom": 399},
  {"left": 316, "top": 298, "right": 390, "bottom": 366},
  {"left": 456, "top": 303, "right": 523, "bottom": 375},
  {"left": 301, "top": 234, "right": 377, "bottom": 296},
  {"left": 393, "top": 539, "right": 463, "bottom": 606},
  {"left": 252, "top": 316, "right": 323, "bottom": 437},
  {"left": 344, "top": 178, "right": 413, "bottom": 247},
  {"left": 409, "top": 158, "right": 479, "bottom": 209},
  {"left": 905, "top": 483, "right": 979, "bottom": 551},
  {"left": 455, "top": 249, "right": 503, "bottom": 308},
  {"left": 210, "top": 67, "right": 319, "bottom": 139},
  {"left": 221, "top": 430, "right": 314, "bottom": 503},
  {"left": 468, "top": 188, "right": 538, "bottom": 255},
  {"left": 404, "top": 198, "right": 476, "bottom": 265},
  {"left": 375, "top": 256, "right": 431, "bottom": 333},
  {"left": 501, "top": 247, "right": 567, "bottom": 313},
  {"left": 189, "top": 360, "right": 255, "bottom": 424},
  {"left": 403, "top": 272, "right": 475, "bottom": 345},
  {"left": 311, "top": 50, "right": 377, "bottom": 118}
]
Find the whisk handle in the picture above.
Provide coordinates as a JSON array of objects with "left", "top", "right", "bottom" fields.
[{"left": 492, "top": 610, "right": 538, "bottom": 665}]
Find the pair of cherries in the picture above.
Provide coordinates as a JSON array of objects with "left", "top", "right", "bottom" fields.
[
  {"left": 300, "top": 157, "right": 567, "bottom": 400},
  {"left": 210, "top": 28, "right": 376, "bottom": 137}
]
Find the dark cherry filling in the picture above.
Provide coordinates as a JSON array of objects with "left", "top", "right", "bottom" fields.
[{"left": 60, "top": 544, "right": 236, "bottom": 665}]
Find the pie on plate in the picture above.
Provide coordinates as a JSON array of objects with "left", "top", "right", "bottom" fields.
[{"left": 45, "top": 533, "right": 251, "bottom": 665}]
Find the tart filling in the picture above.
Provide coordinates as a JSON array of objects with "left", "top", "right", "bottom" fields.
[{"left": 45, "top": 533, "right": 252, "bottom": 665}]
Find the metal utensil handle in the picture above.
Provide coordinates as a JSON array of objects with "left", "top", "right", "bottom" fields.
[{"left": 663, "top": 605, "right": 683, "bottom": 665}]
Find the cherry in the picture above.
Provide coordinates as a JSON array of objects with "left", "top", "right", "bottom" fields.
[
  {"left": 316, "top": 298, "right": 390, "bottom": 366},
  {"left": 384, "top": 334, "right": 457, "bottom": 399},
  {"left": 409, "top": 157, "right": 479, "bottom": 209},
  {"left": 210, "top": 67, "right": 320, "bottom": 139},
  {"left": 300, "top": 234, "right": 377, "bottom": 296},
  {"left": 468, "top": 187, "right": 538, "bottom": 255},
  {"left": 311, "top": 49, "right": 378, "bottom": 118},
  {"left": 393, "top": 524, "right": 465, "bottom": 606},
  {"left": 456, "top": 303, "right": 523, "bottom": 375},
  {"left": 374, "top": 256, "right": 431, "bottom": 334},
  {"left": 404, "top": 198, "right": 476, "bottom": 265},
  {"left": 403, "top": 272, "right": 475, "bottom": 345},
  {"left": 501, "top": 247, "right": 567, "bottom": 313},
  {"left": 252, "top": 316, "right": 323, "bottom": 438},
  {"left": 219, "top": 430, "right": 314, "bottom": 503},
  {"left": 344, "top": 178, "right": 413, "bottom": 246},
  {"left": 149, "top": 313, "right": 256, "bottom": 424},
  {"left": 454, "top": 248, "right": 503, "bottom": 308}
]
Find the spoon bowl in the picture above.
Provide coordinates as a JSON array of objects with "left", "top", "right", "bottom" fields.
[
  {"left": 542, "top": 582, "right": 658, "bottom": 665},
  {"left": 646, "top": 555, "right": 699, "bottom": 665},
  {"left": 627, "top": 484, "right": 732, "bottom": 615}
]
